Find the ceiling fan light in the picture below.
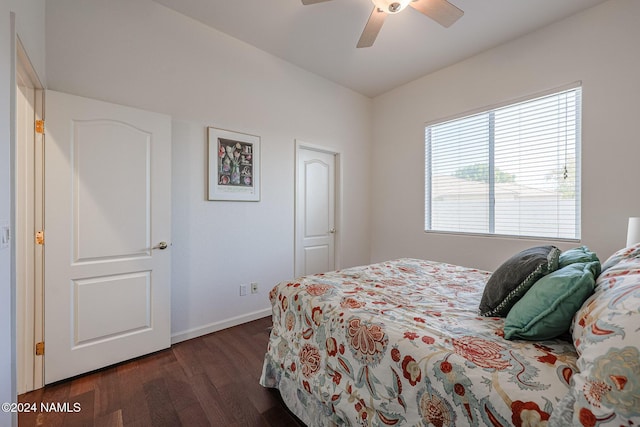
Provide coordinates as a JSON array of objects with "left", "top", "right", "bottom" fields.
[{"left": 371, "top": 0, "right": 411, "bottom": 14}]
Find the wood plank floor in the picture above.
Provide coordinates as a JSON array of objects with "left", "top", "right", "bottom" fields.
[{"left": 18, "top": 317, "right": 304, "bottom": 427}]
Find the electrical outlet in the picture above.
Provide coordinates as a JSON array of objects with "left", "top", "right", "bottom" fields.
[
  {"left": 239, "top": 284, "right": 248, "bottom": 296},
  {"left": 251, "top": 282, "right": 258, "bottom": 294}
]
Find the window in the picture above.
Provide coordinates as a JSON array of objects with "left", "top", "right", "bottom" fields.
[{"left": 425, "top": 85, "right": 581, "bottom": 240}]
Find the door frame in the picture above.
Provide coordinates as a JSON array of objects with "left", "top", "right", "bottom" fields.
[
  {"left": 15, "top": 36, "right": 45, "bottom": 393},
  {"left": 294, "top": 140, "right": 342, "bottom": 278}
]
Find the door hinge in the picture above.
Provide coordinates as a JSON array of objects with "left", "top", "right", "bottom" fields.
[
  {"left": 35, "top": 230, "right": 44, "bottom": 245},
  {"left": 35, "top": 120, "right": 44, "bottom": 134},
  {"left": 35, "top": 342, "right": 44, "bottom": 356}
]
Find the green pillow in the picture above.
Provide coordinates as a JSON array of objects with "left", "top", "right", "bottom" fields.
[
  {"left": 479, "top": 246, "right": 560, "bottom": 317},
  {"left": 504, "top": 261, "right": 599, "bottom": 341},
  {"left": 558, "top": 246, "right": 600, "bottom": 270}
]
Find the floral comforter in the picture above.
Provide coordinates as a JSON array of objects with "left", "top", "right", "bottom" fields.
[{"left": 260, "top": 259, "right": 579, "bottom": 426}]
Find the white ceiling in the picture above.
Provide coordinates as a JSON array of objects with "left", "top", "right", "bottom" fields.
[{"left": 152, "top": 0, "right": 607, "bottom": 98}]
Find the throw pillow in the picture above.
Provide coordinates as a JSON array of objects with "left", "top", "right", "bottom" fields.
[
  {"left": 558, "top": 246, "right": 599, "bottom": 269},
  {"left": 550, "top": 246, "right": 640, "bottom": 427},
  {"left": 503, "top": 261, "right": 599, "bottom": 340},
  {"left": 600, "top": 242, "right": 640, "bottom": 274},
  {"left": 479, "top": 245, "right": 560, "bottom": 317}
]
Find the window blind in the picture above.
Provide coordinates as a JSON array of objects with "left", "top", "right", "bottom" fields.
[{"left": 425, "top": 86, "right": 581, "bottom": 240}]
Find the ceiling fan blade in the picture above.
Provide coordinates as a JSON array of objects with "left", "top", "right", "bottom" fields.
[
  {"left": 409, "top": 0, "right": 463, "bottom": 28},
  {"left": 357, "top": 7, "right": 387, "bottom": 48},
  {"left": 301, "top": 0, "right": 333, "bottom": 4}
]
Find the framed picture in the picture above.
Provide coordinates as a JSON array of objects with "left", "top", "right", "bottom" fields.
[{"left": 208, "top": 127, "right": 260, "bottom": 201}]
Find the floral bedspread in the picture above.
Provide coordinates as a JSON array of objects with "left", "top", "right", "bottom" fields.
[{"left": 260, "top": 259, "right": 579, "bottom": 426}]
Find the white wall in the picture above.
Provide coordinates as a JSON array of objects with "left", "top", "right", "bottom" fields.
[
  {"left": 370, "top": 0, "right": 640, "bottom": 271},
  {"left": 0, "top": 1, "right": 45, "bottom": 424},
  {"left": 45, "top": 0, "right": 372, "bottom": 341}
]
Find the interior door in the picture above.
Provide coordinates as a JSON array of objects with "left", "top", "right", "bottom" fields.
[
  {"left": 44, "top": 90, "right": 172, "bottom": 384},
  {"left": 295, "top": 145, "right": 336, "bottom": 277}
]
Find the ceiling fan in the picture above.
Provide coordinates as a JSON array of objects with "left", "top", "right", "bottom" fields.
[{"left": 301, "top": 0, "right": 463, "bottom": 48}]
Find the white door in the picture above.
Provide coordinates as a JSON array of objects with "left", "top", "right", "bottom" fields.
[
  {"left": 44, "top": 90, "right": 172, "bottom": 384},
  {"left": 295, "top": 144, "right": 337, "bottom": 277}
]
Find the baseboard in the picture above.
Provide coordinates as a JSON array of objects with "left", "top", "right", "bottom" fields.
[{"left": 170, "top": 307, "right": 272, "bottom": 344}]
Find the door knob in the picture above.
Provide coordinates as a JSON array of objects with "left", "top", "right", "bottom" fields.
[
  {"left": 153, "top": 241, "right": 168, "bottom": 250},
  {"left": 329, "top": 228, "right": 336, "bottom": 234}
]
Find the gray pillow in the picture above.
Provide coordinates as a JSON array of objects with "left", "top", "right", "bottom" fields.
[{"left": 479, "top": 245, "right": 561, "bottom": 317}]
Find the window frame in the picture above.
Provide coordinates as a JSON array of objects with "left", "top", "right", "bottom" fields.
[{"left": 424, "top": 83, "right": 582, "bottom": 242}]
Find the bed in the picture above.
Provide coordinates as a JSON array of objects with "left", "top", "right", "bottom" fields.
[{"left": 260, "top": 245, "right": 640, "bottom": 426}]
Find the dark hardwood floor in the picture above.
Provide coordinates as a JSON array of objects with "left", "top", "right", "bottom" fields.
[{"left": 18, "top": 317, "right": 304, "bottom": 427}]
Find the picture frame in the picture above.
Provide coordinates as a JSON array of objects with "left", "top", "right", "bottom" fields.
[{"left": 207, "top": 127, "right": 260, "bottom": 201}]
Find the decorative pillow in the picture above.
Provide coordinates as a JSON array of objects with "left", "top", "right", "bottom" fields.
[
  {"left": 503, "top": 261, "right": 600, "bottom": 341},
  {"left": 599, "top": 242, "right": 640, "bottom": 274},
  {"left": 559, "top": 246, "right": 599, "bottom": 269},
  {"left": 551, "top": 245, "right": 640, "bottom": 426},
  {"left": 479, "top": 245, "right": 560, "bottom": 317}
]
